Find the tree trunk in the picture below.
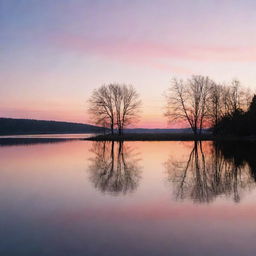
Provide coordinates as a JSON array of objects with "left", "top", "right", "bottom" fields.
[
  {"left": 193, "top": 124, "right": 198, "bottom": 137},
  {"left": 111, "top": 122, "right": 114, "bottom": 135}
]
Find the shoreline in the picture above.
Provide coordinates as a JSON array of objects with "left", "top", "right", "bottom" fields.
[
  {"left": 84, "top": 133, "right": 212, "bottom": 141},
  {"left": 1, "top": 133, "right": 256, "bottom": 143},
  {"left": 84, "top": 133, "right": 256, "bottom": 142}
]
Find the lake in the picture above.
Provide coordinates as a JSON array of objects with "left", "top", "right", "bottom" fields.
[{"left": 0, "top": 139, "right": 256, "bottom": 255}]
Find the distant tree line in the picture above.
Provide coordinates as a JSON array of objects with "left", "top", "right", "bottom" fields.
[{"left": 214, "top": 95, "right": 256, "bottom": 136}]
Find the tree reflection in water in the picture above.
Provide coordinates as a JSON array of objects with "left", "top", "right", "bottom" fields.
[
  {"left": 166, "top": 141, "right": 256, "bottom": 203},
  {"left": 88, "top": 141, "right": 141, "bottom": 195}
]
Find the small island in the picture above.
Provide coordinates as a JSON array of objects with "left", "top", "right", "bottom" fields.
[{"left": 85, "top": 132, "right": 212, "bottom": 141}]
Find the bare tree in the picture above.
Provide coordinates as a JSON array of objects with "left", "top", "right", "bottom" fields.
[
  {"left": 88, "top": 83, "right": 141, "bottom": 135},
  {"left": 165, "top": 76, "right": 253, "bottom": 134},
  {"left": 88, "top": 85, "right": 115, "bottom": 134},
  {"left": 225, "top": 80, "right": 241, "bottom": 113},
  {"left": 165, "top": 75, "right": 212, "bottom": 136},
  {"left": 222, "top": 79, "right": 251, "bottom": 114},
  {"left": 119, "top": 84, "right": 141, "bottom": 134},
  {"left": 110, "top": 84, "right": 123, "bottom": 134},
  {"left": 208, "top": 83, "right": 225, "bottom": 127}
]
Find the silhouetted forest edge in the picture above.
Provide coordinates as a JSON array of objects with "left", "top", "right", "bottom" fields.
[{"left": 0, "top": 118, "right": 106, "bottom": 135}]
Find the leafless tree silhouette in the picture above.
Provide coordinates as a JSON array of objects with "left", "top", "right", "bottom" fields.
[
  {"left": 88, "top": 84, "right": 141, "bottom": 134},
  {"left": 88, "top": 85, "right": 115, "bottom": 134},
  {"left": 208, "top": 83, "right": 225, "bottom": 127},
  {"left": 165, "top": 76, "right": 253, "bottom": 134},
  {"left": 165, "top": 75, "right": 212, "bottom": 136},
  {"left": 222, "top": 79, "right": 251, "bottom": 115}
]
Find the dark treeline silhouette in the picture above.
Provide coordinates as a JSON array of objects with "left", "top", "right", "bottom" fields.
[
  {"left": 87, "top": 141, "right": 141, "bottom": 195},
  {"left": 0, "top": 118, "right": 106, "bottom": 135},
  {"left": 165, "top": 75, "right": 253, "bottom": 137},
  {"left": 213, "top": 95, "right": 256, "bottom": 136},
  {"left": 165, "top": 141, "right": 256, "bottom": 203}
]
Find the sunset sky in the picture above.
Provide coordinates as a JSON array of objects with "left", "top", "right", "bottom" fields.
[{"left": 1, "top": 0, "right": 256, "bottom": 128}]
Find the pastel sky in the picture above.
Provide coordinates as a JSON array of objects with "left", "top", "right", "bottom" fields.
[{"left": 1, "top": 0, "right": 256, "bottom": 128}]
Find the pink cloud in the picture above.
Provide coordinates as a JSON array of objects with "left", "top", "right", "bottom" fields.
[
  {"left": 52, "top": 34, "right": 192, "bottom": 74},
  {"left": 52, "top": 34, "right": 256, "bottom": 67}
]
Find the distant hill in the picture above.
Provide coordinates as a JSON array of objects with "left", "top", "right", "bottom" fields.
[
  {"left": 0, "top": 118, "right": 107, "bottom": 135},
  {"left": 0, "top": 118, "right": 211, "bottom": 136}
]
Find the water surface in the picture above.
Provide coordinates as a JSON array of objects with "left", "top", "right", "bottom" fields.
[
  {"left": 0, "top": 133, "right": 96, "bottom": 139},
  {"left": 0, "top": 140, "right": 256, "bottom": 255}
]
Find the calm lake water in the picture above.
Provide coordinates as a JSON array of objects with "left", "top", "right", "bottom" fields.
[
  {"left": 0, "top": 133, "right": 96, "bottom": 139},
  {"left": 1, "top": 139, "right": 256, "bottom": 255}
]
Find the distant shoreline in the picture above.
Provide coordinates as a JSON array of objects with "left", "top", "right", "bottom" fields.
[
  {"left": 1, "top": 133, "right": 256, "bottom": 144},
  {"left": 0, "top": 117, "right": 106, "bottom": 135}
]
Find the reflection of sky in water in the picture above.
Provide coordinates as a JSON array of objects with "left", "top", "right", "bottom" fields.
[{"left": 0, "top": 140, "right": 256, "bottom": 255}]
